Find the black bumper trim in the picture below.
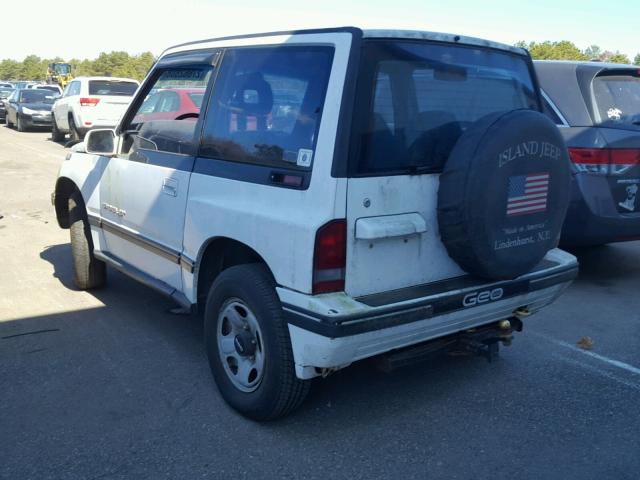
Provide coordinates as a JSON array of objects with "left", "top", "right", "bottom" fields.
[{"left": 283, "top": 264, "right": 578, "bottom": 338}]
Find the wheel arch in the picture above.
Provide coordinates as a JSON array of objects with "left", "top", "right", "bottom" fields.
[
  {"left": 194, "top": 237, "right": 275, "bottom": 309},
  {"left": 53, "top": 176, "right": 81, "bottom": 229}
]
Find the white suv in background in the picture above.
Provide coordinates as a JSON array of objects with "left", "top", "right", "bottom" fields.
[
  {"left": 53, "top": 28, "right": 578, "bottom": 420},
  {"left": 51, "top": 76, "right": 139, "bottom": 141}
]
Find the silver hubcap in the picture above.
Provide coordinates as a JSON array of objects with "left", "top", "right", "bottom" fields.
[{"left": 217, "top": 299, "right": 265, "bottom": 392}]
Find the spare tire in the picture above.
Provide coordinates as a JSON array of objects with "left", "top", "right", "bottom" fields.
[{"left": 437, "top": 110, "right": 571, "bottom": 280}]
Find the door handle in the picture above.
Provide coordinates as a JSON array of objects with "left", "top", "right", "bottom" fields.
[
  {"left": 355, "top": 213, "right": 427, "bottom": 240},
  {"left": 162, "top": 178, "right": 178, "bottom": 197}
]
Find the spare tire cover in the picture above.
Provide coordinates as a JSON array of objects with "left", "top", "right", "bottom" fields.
[{"left": 437, "top": 110, "right": 571, "bottom": 280}]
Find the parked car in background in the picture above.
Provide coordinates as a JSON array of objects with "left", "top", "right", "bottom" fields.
[
  {"left": 0, "top": 87, "right": 14, "bottom": 120},
  {"left": 536, "top": 61, "right": 640, "bottom": 245},
  {"left": 30, "top": 84, "right": 63, "bottom": 95},
  {"left": 53, "top": 28, "right": 577, "bottom": 420},
  {"left": 4, "top": 88, "right": 56, "bottom": 131},
  {"left": 13, "top": 81, "right": 38, "bottom": 90},
  {"left": 51, "top": 76, "right": 139, "bottom": 141},
  {"left": 134, "top": 87, "right": 205, "bottom": 123},
  {"left": 0, "top": 82, "right": 13, "bottom": 88}
]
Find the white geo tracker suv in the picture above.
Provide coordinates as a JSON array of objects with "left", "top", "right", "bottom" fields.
[
  {"left": 52, "top": 27, "right": 578, "bottom": 420},
  {"left": 51, "top": 76, "right": 139, "bottom": 142}
]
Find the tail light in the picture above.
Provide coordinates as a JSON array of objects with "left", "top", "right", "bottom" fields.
[
  {"left": 313, "top": 219, "right": 346, "bottom": 294},
  {"left": 569, "top": 148, "right": 640, "bottom": 176},
  {"left": 80, "top": 97, "right": 100, "bottom": 107}
]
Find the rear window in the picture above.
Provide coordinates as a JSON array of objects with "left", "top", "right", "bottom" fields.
[
  {"left": 592, "top": 72, "right": 640, "bottom": 130},
  {"left": 354, "top": 41, "right": 538, "bottom": 175},
  {"left": 88, "top": 80, "right": 138, "bottom": 96}
]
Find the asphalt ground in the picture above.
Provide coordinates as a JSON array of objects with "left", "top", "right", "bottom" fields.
[{"left": 1, "top": 125, "right": 639, "bottom": 480}]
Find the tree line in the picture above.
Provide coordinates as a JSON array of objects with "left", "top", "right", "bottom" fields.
[
  {"left": 515, "top": 41, "right": 639, "bottom": 64},
  {"left": 0, "top": 51, "right": 156, "bottom": 82},
  {"left": 0, "top": 41, "right": 638, "bottom": 82}
]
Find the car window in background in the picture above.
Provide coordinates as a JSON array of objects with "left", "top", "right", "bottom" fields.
[
  {"left": 541, "top": 95, "right": 564, "bottom": 125},
  {"left": 0, "top": 88, "right": 14, "bottom": 99},
  {"left": 89, "top": 80, "right": 138, "bottom": 96},
  {"left": 19, "top": 90, "right": 57, "bottom": 104},
  {"left": 67, "top": 82, "right": 81, "bottom": 96},
  {"left": 355, "top": 41, "right": 538, "bottom": 174},
  {"left": 199, "top": 46, "right": 334, "bottom": 170},
  {"left": 188, "top": 92, "right": 204, "bottom": 108},
  {"left": 592, "top": 73, "right": 640, "bottom": 130}
]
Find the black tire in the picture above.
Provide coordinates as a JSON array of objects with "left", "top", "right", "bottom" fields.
[
  {"left": 16, "top": 114, "right": 26, "bottom": 132},
  {"left": 69, "top": 116, "right": 82, "bottom": 142},
  {"left": 437, "top": 110, "right": 571, "bottom": 280},
  {"left": 51, "top": 116, "right": 65, "bottom": 141},
  {"left": 68, "top": 192, "right": 106, "bottom": 290},
  {"left": 204, "top": 264, "right": 310, "bottom": 421}
]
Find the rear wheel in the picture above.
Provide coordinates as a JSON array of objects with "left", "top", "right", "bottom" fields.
[
  {"left": 68, "top": 192, "right": 106, "bottom": 290},
  {"left": 204, "top": 264, "right": 310, "bottom": 421}
]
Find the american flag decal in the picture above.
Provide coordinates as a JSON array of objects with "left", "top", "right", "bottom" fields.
[{"left": 506, "top": 173, "right": 550, "bottom": 217}]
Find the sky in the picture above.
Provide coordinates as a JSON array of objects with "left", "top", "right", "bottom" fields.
[{"left": 3, "top": 0, "right": 638, "bottom": 61}]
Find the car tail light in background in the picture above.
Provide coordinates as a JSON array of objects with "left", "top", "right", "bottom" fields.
[
  {"left": 80, "top": 97, "right": 100, "bottom": 107},
  {"left": 313, "top": 219, "right": 346, "bottom": 294},
  {"left": 568, "top": 148, "right": 640, "bottom": 176}
]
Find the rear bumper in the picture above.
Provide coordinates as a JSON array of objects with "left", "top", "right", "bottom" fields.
[
  {"left": 75, "top": 111, "right": 120, "bottom": 133},
  {"left": 562, "top": 174, "right": 640, "bottom": 245},
  {"left": 279, "top": 249, "right": 578, "bottom": 378}
]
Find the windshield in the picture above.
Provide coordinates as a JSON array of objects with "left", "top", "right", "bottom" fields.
[
  {"left": 88, "top": 80, "right": 138, "bottom": 96},
  {"left": 19, "top": 89, "right": 57, "bottom": 104},
  {"left": 592, "top": 73, "right": 640, "bottom": 130},
  {"left": 354, "top": 40, "right": 538, "bottom": 175},
  {"left": 0, "top": 88, "right": 13, "bottom": 99},
  {"left": 53, "top": 64, "right": 71, "bottom": 75}
]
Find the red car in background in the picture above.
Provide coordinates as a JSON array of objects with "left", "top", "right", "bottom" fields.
[{"left": 135, "top": 88, "right": 205, "bottom": 122}]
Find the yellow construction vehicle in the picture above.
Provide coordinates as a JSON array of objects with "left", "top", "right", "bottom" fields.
[{"left": 46, "top": 63, "right": 73, "bottom": 89}]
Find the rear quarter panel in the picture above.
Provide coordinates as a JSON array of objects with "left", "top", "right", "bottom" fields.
[{"left": 179, "top": 32, "right": 354, "bottom": 301}]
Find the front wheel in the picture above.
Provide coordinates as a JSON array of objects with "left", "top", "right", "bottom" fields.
[
  {"left": 51, "top": 117, "right": 65, "bottom": 141},
  {"left": 16, "top": 115, "right": 26, "bottom": 132},
  {"left": 68, "top": 192, "right": 106, "bottom": 289},
  {"left": 69, "top": 117, "right": 82, "bottom": 142},
  {"left": 204, "top": 264, "right": 310, "bottom": 421}
]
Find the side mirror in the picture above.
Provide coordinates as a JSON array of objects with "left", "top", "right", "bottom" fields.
[{"left": 85, "top": 129, "right": 117, "bottom": 156}]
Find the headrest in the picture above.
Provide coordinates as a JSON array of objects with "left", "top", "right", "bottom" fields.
[{"left": 228, "top": 72, "right": 273, "bottom": 116}]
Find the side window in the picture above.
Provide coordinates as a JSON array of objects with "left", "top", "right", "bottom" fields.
[
  {"left": 121, "top": 66, "right": 213, "bottom": 157},
  {"left": 62, "top": 84, "right": 71, "bottom": 97},
  {"left": 200, "top": 46, "right": 334, "bottom": 170},
  {"left": 541, "top": 95, "right": 564, "bottom": 125}
]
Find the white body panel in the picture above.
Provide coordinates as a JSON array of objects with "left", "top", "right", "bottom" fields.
[
  {"left": 57, "top": 150, "right": 109, "bottom": 252},
  {"left": 346, "top": 175, "right": 465, "bottom": 297},
  {"left": 99, "top": 155, "right": 190, "bottom": 290}
]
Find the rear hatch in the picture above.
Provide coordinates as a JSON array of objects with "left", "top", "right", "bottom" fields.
[
  {"left": 568, "top": 69, "right": 640, "bottom": 214},
  {"left": 85, "top": 79, "right": 138, "bottom": 123},
  {"left": 345, "top": 39, "right": 541, "bottom": 298}
]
